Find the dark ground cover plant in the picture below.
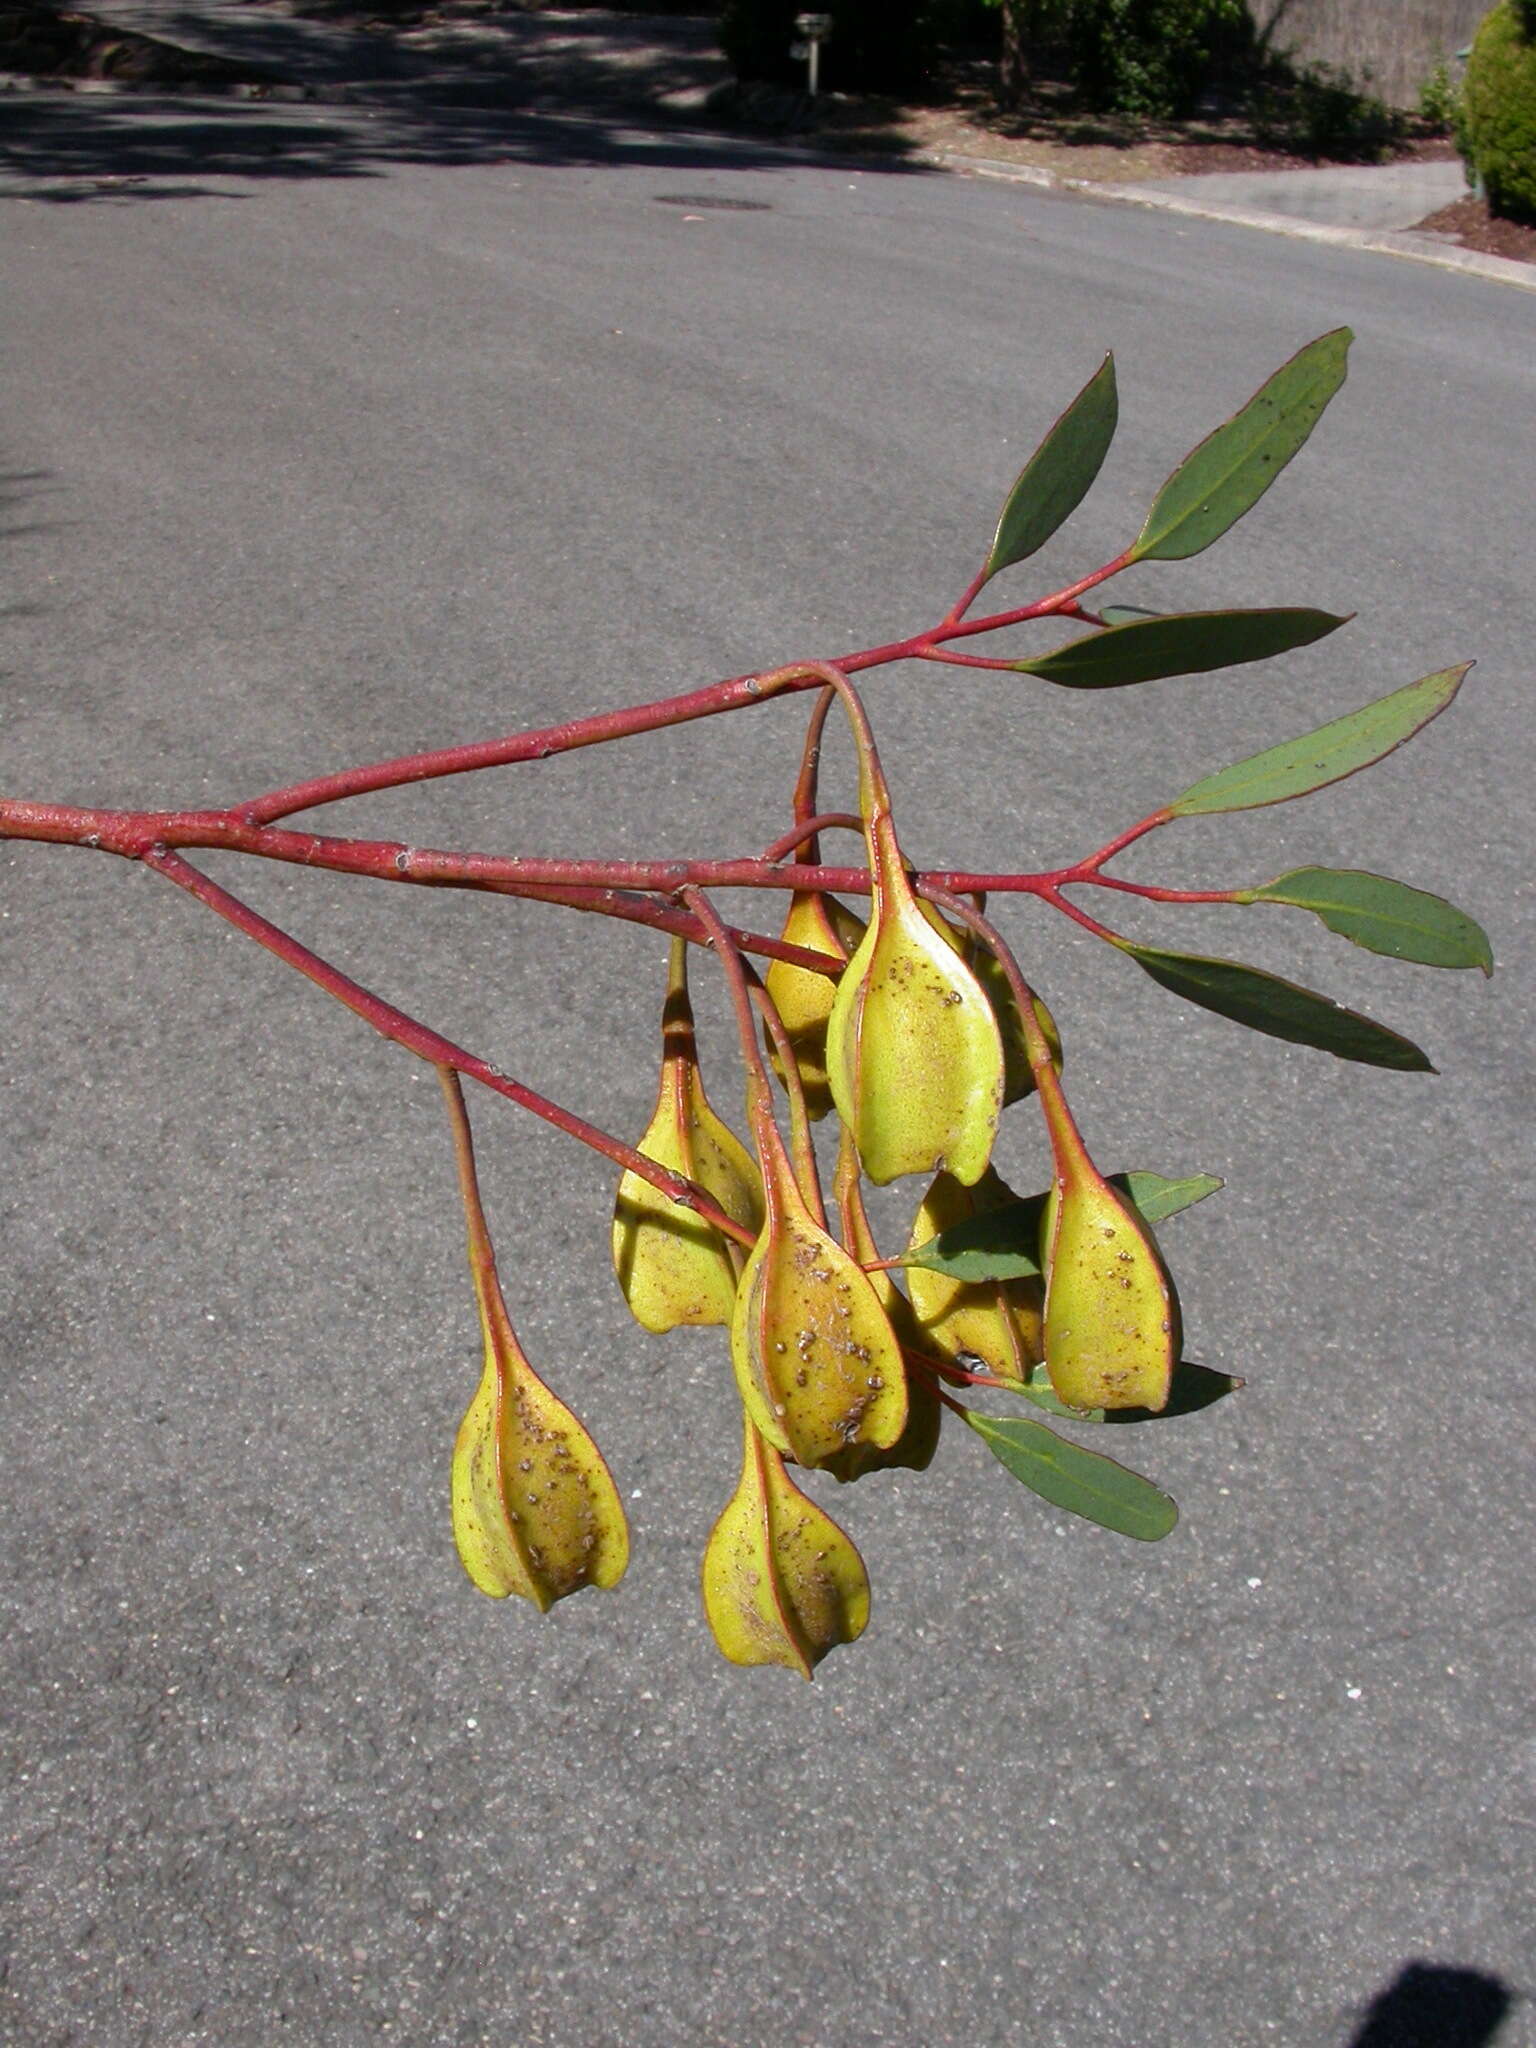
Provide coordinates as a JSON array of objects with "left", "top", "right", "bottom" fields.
[{"left": 0, "top": 333, "right": 1493, "bottom": 1675}]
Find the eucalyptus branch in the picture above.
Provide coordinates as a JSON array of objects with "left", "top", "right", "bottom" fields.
[{"left": 4, "top": 327, "right": 1491, "bottom": 1673}]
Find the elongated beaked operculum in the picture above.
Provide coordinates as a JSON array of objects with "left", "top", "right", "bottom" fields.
[
  {"left": 613, "top": 937, "right": 763, "bottom": 1332},
  {"left": 451, "top": 1285, "right": 630, "bottom": 1608},
  {"left": 1036, "top": 1073, "right": 1177, "bottom": 1413},
  {"left": 763, "top": 889, "right": 865, "bottom": 1120},
  {"left": 439, "top": 1068, "right": 628, "bottom": 1609},
  {"left": 906, "top": 1167, "right": 1045, "bottom": 1381},
  {"left": 701, "top": 1411, "right": 871, "bottom": 1676},
  {"left": 916, "top": 897, "right": 1062, "bottom": 1109},
  {"left": 730, "top": 1108, "right": 908, "bottom": 1468},
  {"left": 820, "top": 1125, "right": 941, "bottom": 1482},
  {"left": 825, "top": 811, "right": 1004, "bottom": 1186}
]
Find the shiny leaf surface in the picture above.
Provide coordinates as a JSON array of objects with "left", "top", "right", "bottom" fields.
[
  {"left": 965, "top": 1411, "right": 1178, "bottom": 1541},
  {"left": 1166, "top": 664, "right": 1470, "bottom": 817},
  {"left": 1237, "top": 867, "right": 1493, "bottom": 973},
  {"left": 1118, "top": 941, "right": 1435, "bottom": 1070},
  {"left": 1012, "top": 607, "right": 1346, "bottom": 691},
  {"left": 1130, "top": 328, "right": 1351, "bottom": 562},
  {"left": 986, "top": 353, "right": 1118, "bottom": 577}
]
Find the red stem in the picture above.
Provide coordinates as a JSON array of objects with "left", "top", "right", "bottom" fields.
[
  {"left": 942, "top": 561, "right": 992, "bottom": 627},
  {"left": 759, "top": 813, "right": 863, "bottom": 864},
  {"left": 1038, "top": 886, "right": 1125, "bottom": 943},
  {"left": 1073, "top": 809, "right": 1169, "bottom": 873},
  {"left": 215, "top": 549, "right": 1133, "bottom": 826},
  {"left": 917, "top": 648, "right": 1033, "bottom": 673},
  {"left": 1082, "top": 874, "right": 1238, "bottom": 905},
  {"left": 0, "top": 793, "right": 1220, "bottom": 919},
  {"left": 142, "top": 847, "right": 758, "bottom": 1247}
]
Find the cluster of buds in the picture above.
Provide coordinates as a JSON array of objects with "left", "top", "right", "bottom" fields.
[{"left": 1, "top": 332, "right": 1491, "bottom": 1677}]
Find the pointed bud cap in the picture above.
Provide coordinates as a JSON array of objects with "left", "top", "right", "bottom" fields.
[
  {"left": 825, "top": 815, "right": 1004, "bottom": 1186},
  {"left": 730, "top": 1126, "right": 908, "bottom": 1468},
  {"left": 613, "top": 940, "right": 763, "bottom": 1333},
  {"left": 763, "top": 890, "right": 865, "bottom": 1119},
  {"left": 452, "top": 1280, "right": 629, "bottom": 1610},
  {"left": 702, "top": 1415, "right": 871, "bottom": 1676},
  {"left": 1039, "top": 1171, "right": 1178, "bottom": 1413}
]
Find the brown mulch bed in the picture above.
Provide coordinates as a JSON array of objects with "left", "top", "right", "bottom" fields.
[
  {"left": 883, "top": 85, "right": 1458, "bottom": 185},
  {"left": 1412, "top": 193, "right": 1536, "bottom": 265},
  {"left": 731, "top": 47, "right": 1457, "bottom": 181}
]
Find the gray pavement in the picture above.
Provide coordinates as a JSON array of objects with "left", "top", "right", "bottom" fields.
[
  {"left": 3, "top": 0, "right": 1526, "bottom": 286},
  {"left": 2, "top": 56, "right": 1534, "bottom": 2048},
  {"left": 1134, "top": 157, "right": 1470, "bottom": 231}
]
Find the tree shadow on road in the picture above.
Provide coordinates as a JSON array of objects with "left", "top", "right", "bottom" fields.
[
  {"left": 0, "top": 0, "right": 927, "bottom": 201},
  {"left": 0, "top": 88, "right": 928, "bottom": 200}
]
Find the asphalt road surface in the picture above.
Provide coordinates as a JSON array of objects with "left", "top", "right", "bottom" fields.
[{"left": 2, "top": 95, "right": 1533, "bottom": 2048}]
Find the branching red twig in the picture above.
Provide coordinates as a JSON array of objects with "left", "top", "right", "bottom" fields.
[{"left": 142, "top": 847, "right": 758, "bottom": 1248}]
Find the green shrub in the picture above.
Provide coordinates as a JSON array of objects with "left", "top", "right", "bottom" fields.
[
  {"left": 718, "top": 0, "right": 940, "bottom": 94},
  {"left": 1463, "top": 1, "right": 1536, "bottom": 222},
  {"left": 983, "top": 0, "right": 1257, "bottom": 119},
  {"left": 1418, "top": 53, "right": 1459, "bottom": 133},
  {"left": 1058, "top": 0, "right": 1250, "bottom": 119}
]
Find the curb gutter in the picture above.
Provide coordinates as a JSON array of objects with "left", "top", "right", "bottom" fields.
[{"left": 920, "top": 148, "right": 1536, "bottom": 296}]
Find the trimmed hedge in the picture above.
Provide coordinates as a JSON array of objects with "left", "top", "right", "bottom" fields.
[{"left": 1463, "top": 1, "right": 1536, "bottom": 223}]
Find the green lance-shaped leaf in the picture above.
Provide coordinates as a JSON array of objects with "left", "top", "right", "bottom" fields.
[
  {"left": 702, "top": 1412, "right": 871, "bottom": 1677},
  {"left": 763, "top": 888, "right": 865, "bottom": 1120},
  {"left": 964, "top": 1410, "right": 1178, "bottom": 1542},
  {"left": 1010, "top": 607, "right": 1347, "bottom": 691},
  {"left": 1167, "top": 664, "right": 1471, "bottom": 818},
  {"left": 985, "top": 353, "right": 1118, "bottom": 578},
  {"left": 903, "top": 1170, "right": 1221, "bottom": 1283},
  {"left": 1234, "top": 868, "right": 1494, "bottom": 974},
  {"left": 612, "top": 938, "right": 764, "bottom": 1334},
  {"left": 1117, "top": 941, "right": 1435, "bottom": 1071},
  {"left": 1129, "top": 328, "right": 1351, "bottom": 563},
  {"left": 825, "top": 748, "right": 1004, "bottom": 1190},
  {"left": 731, "top": 1108, "right": 909, "bottom": 1469},
  {"left": 1115, "top": 1170, "right": 1225, "bottom": 1226}
]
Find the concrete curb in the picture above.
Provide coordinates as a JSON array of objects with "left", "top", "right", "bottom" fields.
[{"left": 921, "top": 148, "right": 1536, "bottom": 296}]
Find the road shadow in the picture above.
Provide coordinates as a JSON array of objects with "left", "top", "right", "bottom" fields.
[
  {"left": 0, "top": 0, "right": 927, "bottom": 199},
  {"left": 1348, "top": 1962, "right": 1518, "bottom": 2048},
  {"left": 0, "top": 89, "right": 927, "bottom": 198},
  {"left": 0, "top": 466, "right": 60, "bottom": 631}
]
